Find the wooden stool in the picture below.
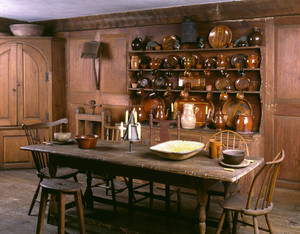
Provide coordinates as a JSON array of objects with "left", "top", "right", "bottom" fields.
[{"left": 36, "top": 179, "right": 86, "bottom": 234}]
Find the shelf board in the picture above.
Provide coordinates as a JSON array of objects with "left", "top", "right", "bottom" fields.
[
  {"left": 127, "top": 46, "right": 264, "bottom": 54},
  {"left": 128, "top": 88, "right": 261, "bottom": 94},
  {"left": 128, "top": 68, "right": 261, "bottom": 72}
]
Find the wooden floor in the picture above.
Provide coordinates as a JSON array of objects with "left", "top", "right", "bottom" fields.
[{"left": 0, "top": 169, "right": 299, "bottom": 234}]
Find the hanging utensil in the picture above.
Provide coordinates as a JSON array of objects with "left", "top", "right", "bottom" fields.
[{"left": 81, "top": 41, "right": 101, "bottom": 90}]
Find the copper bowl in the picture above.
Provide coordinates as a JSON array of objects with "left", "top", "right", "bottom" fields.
[
  {"left": 74, "top": 135, "right": 99, "bottom": 149},
  {"left": 222, "top": 149, "right": 245, "bottom": 165}
]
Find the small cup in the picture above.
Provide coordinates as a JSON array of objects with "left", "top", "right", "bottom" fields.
[
  {"left": 209, "top": 139, "right": 222, "bottom": 159},
  {"left": 228, "top": 42, "right": 234, "bottom": 48},
  {"left": 155, "top": 46, "right": 161, "bottom": 50},
  {"left": 248, "top": 85, "right": 254, "bottom": 91},
  {"left": 206, "top": 84, "right": 212, "bottom": 91},
  {"left": 196, "top": 64, "right": 203, "bottom": 69},
  {"left": 131, "top": 83, "right": 138, "bottom": 88},
  {"left": 235, "top": 63, "right": 241, "bottom": 69}
]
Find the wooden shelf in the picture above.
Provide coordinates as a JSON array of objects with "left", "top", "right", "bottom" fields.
[{"left": 128, "top": 88, "right": 261, "bottom": 94}]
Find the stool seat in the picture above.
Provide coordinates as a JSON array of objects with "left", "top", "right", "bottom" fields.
[
  {"left": 37, "top": 178, "right": 86, "bottom": 234},
  {"left": 40, "top": 178, "right": 82, "bottom": 193}
]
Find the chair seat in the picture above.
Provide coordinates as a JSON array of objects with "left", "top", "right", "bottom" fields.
[
  {"left": 223, "top": 193, "right": 273, "bottom": 215},
  {"left": 207, "top": 181, "right": 240, "bottom": 195},
  {"left": 39, "top": 167, "right": 79, "bottom": 179},
  {"left": 40, "top": 178, "right": 82, "bottom": 193}
]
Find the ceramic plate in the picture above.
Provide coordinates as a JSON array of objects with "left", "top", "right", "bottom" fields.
[
  {"left": 208, "top": 25, "right": 232, "bottom": 48},
  {"left": 222, "top": 97, "right": 253, "bottom": 129},
  {"left": 231, "top": 53, "right": 247, "bottom": 68},
  {"left": 150, "top": 140, "right": 205, "bottom": 160},
  {"left": 234, "top": 36, "right": 249, "bottom": 47},
  {"left": 162, "top": 35, "right": 178, "bottom": 50},
  {"left": 219, "top": 158, "right": 250, "bottom": 168},
  {"left": 235, "top": 76, "right": 251, "bottom": 91},
  {"left": 215, "top": 77, "right": 230, "bottom": 91},
  {"left": 164, "top": 55, "right": 181, "bottom": 68},
  {"left": 51, "top": 139, "right": 76, "bottom": 145},
  {"left": 146, "top": 41, "right": 159, "bottom": 50}
]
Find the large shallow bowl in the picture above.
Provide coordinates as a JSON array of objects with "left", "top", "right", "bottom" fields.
[
  {"left": 222, "top": 149, "right": 245, "bottom": 165},
  {"left": 74, "top": 135, "right": 99, "bottom": 149},
  {"left": 9, "top": 24, "right": 45, "bottom": 36},
  {"left": 54, "top": 132, "right": 71, "bottom": 142},
  {"left": 150, "top": 140, "right": 205, "bottom": 160}
]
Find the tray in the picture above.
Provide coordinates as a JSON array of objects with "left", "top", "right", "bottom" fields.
[
  {"left": 222, "top": 97, "right": 253, "bottom": 129},
  {"left": 219, "top": 158, "right": 250, "bottom": 168},
  {"left": 150, "top": 140, "right": 205, "bottom": 160},
  {"left": 208, "top": 25, "right": 232, "bottom": 48}
]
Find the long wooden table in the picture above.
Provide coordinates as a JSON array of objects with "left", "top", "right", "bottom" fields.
[{"left": 21, "top": 140, "right": 263, "bottom": 233}]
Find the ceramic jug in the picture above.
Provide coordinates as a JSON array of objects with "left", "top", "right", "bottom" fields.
[
  {"left": 246, "top": 54, "right": 260, "bottom": 68},
  {"left": 155, "top": 104, "right": 169, "bottom": 120},
  {"left": 131, "top": 56, "right": 139, "bottom": 69},
  {"left": 149, "top": 58, "right": 162, "bottom": 69},
  {"left": 236, "top": 113, "right": 254, "bottom": 133},
  {"left": 248, "top": 27, "right": 263, "bottom": 46},
  {"left": 131, "top": 37, "right": 143, "bottom": 50},
  {"left": 216, "top": 54, "right": 228, "bottom": 68},
  {"left": 212, "top": 110, "right": 228, "bottom": 131},
  {"left": 181, "top": 103, "right": 199, "bottom": 129}
]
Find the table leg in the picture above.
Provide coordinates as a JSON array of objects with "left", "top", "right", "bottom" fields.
[
  {"left": 48, "top": 154, "right": 58, "bottom": 225},
  {"left": 196, "top": 181, "right": 207, "bottom": 234},
  {"left": 223, "top": 181, "right": 233, "bottom": 232}
]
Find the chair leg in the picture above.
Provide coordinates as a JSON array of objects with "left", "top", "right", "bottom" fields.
[
  {"left": 253, "top": 216, "right": 259, "bottom": 234},
  {"left": 216, "top": 210, "right": 227, "bottom": 234},
  {"left": 265, "top": 214, "right": 274, "bottom": 234},
  {"left": 58, "top": 193, "right": 66, "bottom": 234},
  {"left": 36, "top": 188, "right": 48, "bottom": 234},
  {"left": 232, "top": 212, "right": 239, "bottom": 234},
  {"left": 28, "top": 179, "right": 42, "bottom": 215},
  {"left": 110, "top": 179, "right": 117, "bottom": 213},
  {"left": 205, "top": 194, "right": 211, "bottom": 213},
  {"left": 74, "top": 190, "right": 86, "bottom": 234}
]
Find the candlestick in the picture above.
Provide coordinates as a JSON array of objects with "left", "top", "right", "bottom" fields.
[
  {"left": 203, "top": 113, "right": 209, "bottom": 130},
  {"left": 120, "top": 121, "right": 124, "bottom": 138},
  {"left": 125, "top": 110, "right": 128, "bottom": 124}
]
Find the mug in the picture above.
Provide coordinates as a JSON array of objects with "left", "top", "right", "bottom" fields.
[{"left": 209, "top": 139, "right": 222, "bottom": 159}]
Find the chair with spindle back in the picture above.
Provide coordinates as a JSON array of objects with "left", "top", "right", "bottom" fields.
[
  {"left": 128, "top": 110, "right": 181, "bottom": 220},
  {"left": 216, "top": 150, "right": 285, "bottom": 234},
  {"left": 22, "top": 118, "right": 79, "bottom": 215},
  {"left": 204, "top": 130, "right": 249, "bottom": 214}
]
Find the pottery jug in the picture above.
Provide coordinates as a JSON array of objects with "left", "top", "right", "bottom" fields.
[
  {"left": 155, "top": 104, "right": 169, "bottom": 120},
  {"left": 131, "top": 105, "right": 147, "bottom": 123},
  {"left": 246, "top": 54, "right": 260, "bottom": 68},
  {"left": 216, "top": 54, "right": 228, "bottom": 68},
  {"left": 212, "top": 110, "right": 228, "bottom": 131},
  {"left": 181, "top": 103, "right": 199, "bottom": 129},
  {"left": 131, "top": 56, "right": 139, "bottom": 69},
  {"left": 153, "top": 76, "right": 168, "bottom": 89},
  {"left": 137, "top": 77, "right": 151, "bottom": 88},
  {"left": 131, "top": 37, "right": 143, "bottom": 50},
  {"left": 236, "top": 114, "right": 254, "bottom": 133},
  {"left": 183, "top": 54, "right": 193, "bottom": 69},
  {"left": 248, "top": 27, "right": 263, "bottom": 46},
  {"left": 149, "top": 58, "right": 162, "bottom": 69}
]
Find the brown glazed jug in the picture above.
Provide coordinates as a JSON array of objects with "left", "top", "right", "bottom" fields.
[
  {"left": 236, "top": 114, "right": 254, "bottom": 133},
  {"left": 246, "top": 54, "right": 260, "bottom": 68},
  {"left": 131, "top": 37, "right": 143, "bottom": 50},
  {"left": 212, "top": 110, "right": 228, "bottom": 131},
  {"left": 131, "top": 105, "right": 147, "bottom": 123},
  {"left": 216, "top": 54, "right": 229, "bottom": 68},
  {"left": 248, "top": 27, "right": 263, "bottom": 46}
]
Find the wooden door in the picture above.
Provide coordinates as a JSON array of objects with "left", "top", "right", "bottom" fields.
[
  {"left": 0, "top": 42, "right": 17, "bottom": 125},
  {"left": 17, "top": 43, "right": 48, "bottom": 125},
  {"left": 265, "top": 19, "right": 300, "bottom": 191}
]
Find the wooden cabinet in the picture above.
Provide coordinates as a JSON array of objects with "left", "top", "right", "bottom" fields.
[{"left": 0, "top": 37, "right": 65, "bottom": 168}]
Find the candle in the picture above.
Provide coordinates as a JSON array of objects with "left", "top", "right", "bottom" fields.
[
  {"left": 120, "top": 122, "right": 124, "bottom": 138},
  {"left": 125, "top": 110, "right": 128, "bottom": 123},
  {"left": 205, "top": 105, "right": 208, "bottom": 115},
  {"left": 171, "top": 103, "right": 174, "bottom": 112},
  {"left": 137, "top": 123, "right": 141, "bottom": 140},
  {"left": 128, "top": 124, "right": 131, "bottom": 139},
  {"left": 134, "top": 110, "right": 137, "bottom": 124}
]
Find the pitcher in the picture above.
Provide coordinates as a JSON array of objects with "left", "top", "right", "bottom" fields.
[
  {"left": 181, "top": 103, "right": 199, "bottom": 129},
  {"left": 246, "top": 54, "right": 260, "bottom": 68}
]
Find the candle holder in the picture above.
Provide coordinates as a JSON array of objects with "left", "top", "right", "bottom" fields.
[
  {"left": 121, "top": 109, "right": 142, "bottom": 152},
  {"left": 203, "top": 113, "right": 210, "bottom": 130}
]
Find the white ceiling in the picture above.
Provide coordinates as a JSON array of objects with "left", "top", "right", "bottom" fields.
[{"left": 0, "top": 0, "right": 240, "bottom": 22}]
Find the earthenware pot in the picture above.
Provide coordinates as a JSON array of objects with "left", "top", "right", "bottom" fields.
[
  {"left": 154, "top": 104, "right": 169, "bottom": 120},
  {"left": 236, "top": 113, "right": 254, "bottom": 133},
  {"left": 131, "top": 37, "right": 143, "bottom": 50},
  {"left": 212, "top": 110, "right": 228, "bottom": 131}
]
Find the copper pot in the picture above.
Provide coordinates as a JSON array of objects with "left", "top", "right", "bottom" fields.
[{"left": 236, "top": 114, "right": 254, "bottom": 133}]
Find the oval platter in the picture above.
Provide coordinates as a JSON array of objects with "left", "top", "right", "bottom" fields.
[
  {"left": 208, "top": 25, "right": 232, "bottom": 48},
  {"left": 221, "top": 97, "right": 253, "bottom": 129}
]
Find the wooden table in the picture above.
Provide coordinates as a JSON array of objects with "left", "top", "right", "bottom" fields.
[{"left": 21, "top": 140, "right": 263, "bottom": 233}]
